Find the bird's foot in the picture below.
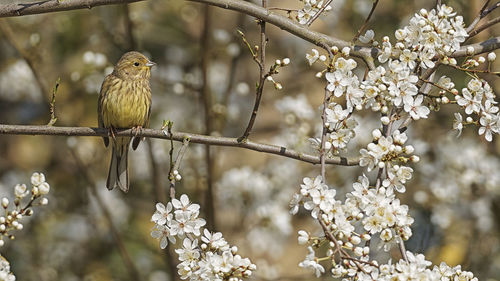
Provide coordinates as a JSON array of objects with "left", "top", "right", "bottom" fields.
[
  {"left": 132, "top": 126, "right": 143, "bottom": 137},
  {"left": 108, "top": 127, "right": 117, "bottom": 141}
]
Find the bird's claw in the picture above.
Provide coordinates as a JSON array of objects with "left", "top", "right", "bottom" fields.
[
  {"left": 132, "top": 126, "right": 143, "bottom": 137},
  {"left": 108, "top": 127, "right": 117, "bottom": 141}
]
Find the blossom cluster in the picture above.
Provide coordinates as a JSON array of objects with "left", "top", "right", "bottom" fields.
[
  {"left": 359, "top": 129, "right": 417, "bottom": 190},
  {"left": 0, "top": 172, "right": 51, "bottom": 281},
  {"left": 305, "top": 5, "right": 484, "bottom": 156},
  {"left": 454, "top": 77, "right": 500, "bottom": 141},
  {"left": 352, "top": 252, "right": 478, "bottom": 280},
  {"left": 0, "top": 257, "right": 14, "bottom": 281},
  {"left": 291, "top": 172, "right": 414, "bottom": 275},
  {"left": 216, "top": 163, "right": 296, "bottom": 256},
  {"left": 391, "top": 5, "right": 467, "bottom": 67},
  {"left": 0, "top": 172, "right": 50, "bottom": 246},
  {"left": 151, "top": 194, "right": 255, "bottom": 280},
  {"left": 296, "top": 0, "right": 332, "bottom": 25},
  {"left": 416, "top": 136, "right": 500, "bottom": 232},
  {"left": 289, "top": 173, "right": 481, "bottom": 279}
]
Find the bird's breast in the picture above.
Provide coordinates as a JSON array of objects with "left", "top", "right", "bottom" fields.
[{"left": 102, "top": 79, "right": 152, "bottom": 129}]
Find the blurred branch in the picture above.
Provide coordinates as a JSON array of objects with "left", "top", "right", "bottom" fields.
[
  {"left": 70, "top": 149, "right": 144, "bottom": 281},
  {"left": 0, "top": 124, "right": 360, "bottom": 166},
  {"left": 352, "top": 0, "right": 379, "bottom": 43},
  {"left": 0, "top": 0, "right": 145, "bottom": 18},
  {"left": 147, "top": 139, "right": 166, "bottom": 203},
  {"left": 199, "top": 5, "right": 216, "bottom": 230},
  {"left": 122, "top": 4, "right": 136, "bottom": 50},
  {"left": 0, "top": 20, "right": 49, "bottom": 97}
]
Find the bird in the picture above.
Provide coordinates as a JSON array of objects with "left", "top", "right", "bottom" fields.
[{"left": 97, "top": 51, "right": 155, "bottom": 192}]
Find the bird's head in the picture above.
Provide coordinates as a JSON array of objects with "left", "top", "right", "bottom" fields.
[{"left": 113, "top": 51, "right": 155, "bottom": 81}]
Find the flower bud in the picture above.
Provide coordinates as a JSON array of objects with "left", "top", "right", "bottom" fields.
[
  {"left": 466, "top": 46, "right": 474, "bottom": 55},
  {"left": 1, "top": 198, "right": 8, "bottom": 209},
  {"left": 488, "top": 52, "right": 496, "bottom": 62}
]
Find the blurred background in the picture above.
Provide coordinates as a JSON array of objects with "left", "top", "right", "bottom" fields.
[{"left": 0, "top": 0, "right": 499, "bottom": 280}]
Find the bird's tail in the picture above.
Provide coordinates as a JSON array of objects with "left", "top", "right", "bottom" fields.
[{"left": 107, "top": 137, "right": 131, "bottom": 192}]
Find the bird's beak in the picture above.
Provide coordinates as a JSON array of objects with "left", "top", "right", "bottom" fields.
[{"left": 146, "top": 61, "right": 156, "bottom": 67}]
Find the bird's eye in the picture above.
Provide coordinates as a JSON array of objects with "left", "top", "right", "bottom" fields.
[{"left": 134, "top": 62, "right": 140, "bottom": 66}]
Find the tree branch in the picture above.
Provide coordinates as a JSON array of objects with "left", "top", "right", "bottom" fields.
[
  {"left": 452, "top": 36, "right": 500, "bottom": 57},
  {"left": 186, "top": 0, "right": 377, "bottom": 60},
  {"left": 0, "top": 0, "right": 145, "bottom": 18},
  {"left": 0, "top": 124, "right": 360, "bottom": 165}
]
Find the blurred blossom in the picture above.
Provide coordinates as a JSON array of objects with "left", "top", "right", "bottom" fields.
[
  {"left": 88, "top": 186, "right": 131, "bottom": 227},
  {"left": 0, "top": 60, "right": 42, "bottom": 102},
  {"left": 70, "top": 71, "right": 81, "bottom": 82},
  {"left": 235, "top": 82, "right": 250, "bottom": 96},
  {"left": 212, "top": 29, "right": 230, "bottom": 44},
  {"left": 209, "top": 62, "right": 229, "bottom": 94},
  {"left": 149, "top": 270, "right": 170, "bottom": 281},
  {"left": 173, "top": 82, "right": 185, "bottom": 95},
  {"left": 417, "top": 136, "right": 500, "bottom": 233},
  {"left": 226, "top": 103, "right": 241, "bottom": 121},
  {"left": 226, "top": 43, "right": 240, "bottom": 57},
  {"left": 275, "top": 94, "right": 315, "bottom": 121},
  {"left": 0, "top": 257, "right": 15, "bottom": 281},
  {"left": 82, "top": 51, "right": 108, "bottom": 67},
  {"left": 29, "top": 33, "right": 40, "bottom": 46},
  {"left": 83, "top": 72, "right": 104, "bottom": 94}
]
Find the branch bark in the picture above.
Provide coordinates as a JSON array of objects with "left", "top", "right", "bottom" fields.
[
  {"left": 0, "top": 0, "right": 145, "bottom": 18},
  {"left": 0, "top": 124, "right": 360, "bottom": 166}
]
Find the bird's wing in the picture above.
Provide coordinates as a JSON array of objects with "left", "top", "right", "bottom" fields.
[{"left": 98, "top": 75, "right": 113, "bottom": 147}]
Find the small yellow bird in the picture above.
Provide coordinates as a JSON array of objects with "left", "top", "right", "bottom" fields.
[{"left": 98, "top": 51, "right": 155, "bottom": 192}]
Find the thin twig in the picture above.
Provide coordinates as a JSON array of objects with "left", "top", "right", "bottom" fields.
[
  {"left": 318, "top": 217, "right": 370, "bottom": 274},
  {"left": 319, "top": 86, "right": 329, "bottom": 181},
  {"left": 306, "top": 0, "right": 334, "bottom": 26},
  {"left": 169, "top": 138, "right": 190, "bottom": 199},
  {"left": 469, "top": 16, "right": 500, "bottom": 38},
  {"left": 238, "top": 0, "right": 267, "bottom": 142},
  {"left": 398, "top": 239, "right": 409, "bottom": 262},
  {"left": 69, "top": 149, "right": 143, "bottom": 281},
  {"left": 0, "top": 0, "right": 145, "bottom": 18},
  {"left": 352, "top": 0, "right": 379, "bottom": 43},
  {"left": 466, "top": 0, "right": 493, "bottom": 33},
  {"left": 47, "top": 78, "right": 60, "bottom": 126}
]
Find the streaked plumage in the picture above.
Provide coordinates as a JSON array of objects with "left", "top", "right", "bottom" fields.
[{"left": 98, "top": 51, "right": 155, "bottom": 192}]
